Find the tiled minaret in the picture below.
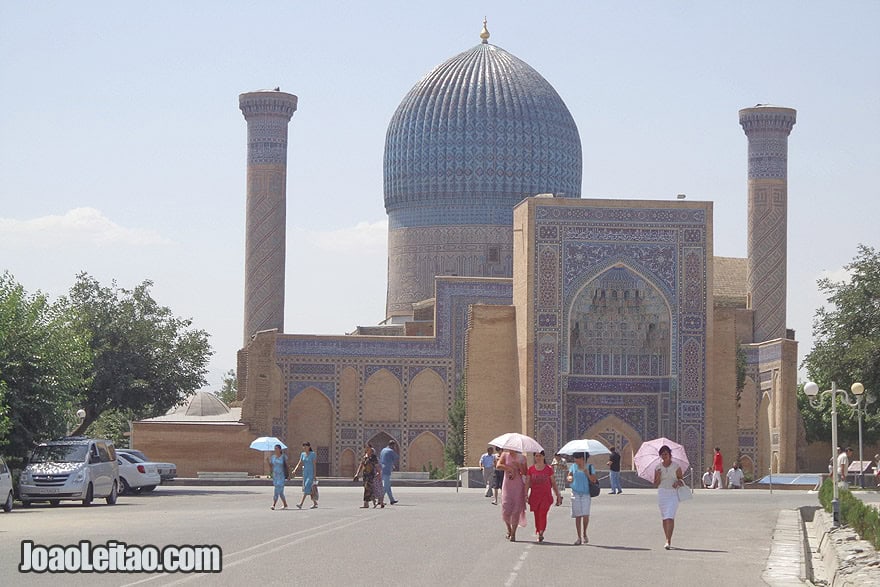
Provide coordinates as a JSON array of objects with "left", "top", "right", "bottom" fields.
[
  {"left": 239, "top": 89, "right": 298, "bottom": 344},
  {"left": 739, "top": 105, "right": 796, "bottom": 342}
]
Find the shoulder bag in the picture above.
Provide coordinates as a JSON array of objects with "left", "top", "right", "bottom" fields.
[
  {"left": 588, "top": 464, "right": 600, "bottom": 497},
  {"left": 676, "top": 482, "right": 693, "bottom": 502}
]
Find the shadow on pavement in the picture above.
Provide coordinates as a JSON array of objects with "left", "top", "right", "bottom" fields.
[
  {"left": 670, "top": 547, "right": 728, "bottom": 553},
  {"left": 137, "top": 489, "right": 261, "bottom": 497},
  {"left": 587, "top": 544, "right": 652, "bottom": 551}
]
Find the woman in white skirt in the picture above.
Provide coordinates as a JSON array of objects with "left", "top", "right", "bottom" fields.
[
  {"left": 653, "top": 445, "right": 685, "bottom": 550},
  {"left": 566, "top": 452, "right": 597, "bottom": 545}
]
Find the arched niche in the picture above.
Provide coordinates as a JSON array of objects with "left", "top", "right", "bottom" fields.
[
  {"left": 583, "top": 414, "right": 642, "bottom": 470},
  {"left": 364, "top": 369, "right": 402, "bottom": 422},
  {"left": 739, "top": 454, "right": 754, "bottom": 482},
  {"left": 568, "top": 264, "right": 672, "bottom": 376},
  {"left": 288, "top": 387, "right": 333, "bottom": 476},
  {"left": 367, "top": 431, "right": 397, "bottom": 453},
  {"left": 409, "top": 368, "right": 446, "bottom": 422},
  {"left": 340, "top": 448, "right": 356, "bottom": 478},
  {"left": 408, "top": 432, "right": 444, "bottom": 473}
]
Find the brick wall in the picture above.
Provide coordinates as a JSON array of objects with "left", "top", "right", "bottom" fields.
[
  {"left": 464, "top": 304, "right": 520, "bottom": 466},
  {"left": 132, "top": 422, "right": 264, "bottom": 477},
  {"left": 708, "top": 304, "right": 740, "bottom": 474}
]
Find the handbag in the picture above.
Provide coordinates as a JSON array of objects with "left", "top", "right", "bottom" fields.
[
  {"left": 310, "top": 478, "right": 319, "bottom": 499},
  {"left": 588, "top": 464, "right": 600, "bottom": 497},
  {"left": 282, "top": 456, "right": 290, "bottom": 480},
  {"left": 676, "top": 483, "right": 693, "bottom": 502}
]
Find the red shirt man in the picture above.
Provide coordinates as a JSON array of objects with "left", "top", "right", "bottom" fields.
[{"left": 711, "top": 447, "right": 723, "bottom": 489}]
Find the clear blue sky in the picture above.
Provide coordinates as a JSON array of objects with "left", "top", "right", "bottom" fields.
[{"left": 2, "top": 2, "right": 878, "bottom": 391}]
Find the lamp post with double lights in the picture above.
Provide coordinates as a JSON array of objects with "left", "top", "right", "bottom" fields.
[{"left": 804, "top": 380, "right": 864, "bottom": 527}]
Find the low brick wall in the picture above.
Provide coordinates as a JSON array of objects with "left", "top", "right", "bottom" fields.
[{"left": 131, "top": 421, "right": 264, "bottom": 477}]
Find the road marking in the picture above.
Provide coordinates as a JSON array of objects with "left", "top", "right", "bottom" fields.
[
  {"left": 120, "top": 515, "right": 375, "bottom": 586},
  {"left": 504, "top": 544, "right": 532, "bottom": 586}
]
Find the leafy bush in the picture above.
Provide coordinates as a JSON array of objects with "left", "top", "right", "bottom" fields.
[
  {"left": 420, "top": 460, "right": 459, "bottom": 480},
  {"left": 817, "top": 478, "right": 880, "bottom": 549}
]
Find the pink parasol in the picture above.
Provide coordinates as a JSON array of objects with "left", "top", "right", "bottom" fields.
[
  {"left": 488, "top": 432, "right": 543, "bottom": 454},
  {"left": 633, "top": 437, "right": 690, "bottom": 483}
]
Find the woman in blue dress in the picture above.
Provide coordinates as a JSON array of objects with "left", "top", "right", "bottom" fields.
[
  {"left": 293, "top": 441, "right": 318, "bottom": 509},
  {"left": 566, "top": 452, "right": 597, "bottom": 545},
  {"left": 269, "top": 444, "right": 289, "bottom": 510}
]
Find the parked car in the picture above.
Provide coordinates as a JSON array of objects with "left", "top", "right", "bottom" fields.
[
  {"left": 0, "top": 456, "right": 13, "bottom": 512},
  {"left": 19, "top": 437, "right": 119, "bottom": 506},
  {"left": 117, "top": 453, "right": 161, "bottom": 494},
  {"left": 117, "top": 449, "right": 177, "bottom": 481}
]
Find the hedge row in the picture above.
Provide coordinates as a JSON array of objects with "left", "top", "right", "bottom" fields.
[{"left": 818, "top": 478, "right": 880, "bottom": 550}]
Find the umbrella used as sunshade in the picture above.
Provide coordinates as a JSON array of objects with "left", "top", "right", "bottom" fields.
[
  {"left": 488, "top": 432, "right": 543, "bottom": 454},
  {"left": 633, "top": 437, "right": 690, "bottom": 483},
  {"left": 249, "top": 436, "right": 287, "bottom": 452},
  {"left": 557, "top": 438, "right": 611, "bottom": 457}
]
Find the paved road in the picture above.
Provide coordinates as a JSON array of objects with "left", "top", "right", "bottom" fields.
[{"left": 1, "top": 485, "right": 816, "bottom": 586}]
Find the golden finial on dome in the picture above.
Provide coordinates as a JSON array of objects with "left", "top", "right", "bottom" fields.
[{"left": 480, "top": 17, "right": 490, "bottom": 44}]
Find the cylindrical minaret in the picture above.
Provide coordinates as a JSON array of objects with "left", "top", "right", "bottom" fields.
[
  {"left": 239, "top": 89, "right": 298, "bottom": 344},
  {"left": 739, "top": 105, "right": 796, "bottom": 342}
]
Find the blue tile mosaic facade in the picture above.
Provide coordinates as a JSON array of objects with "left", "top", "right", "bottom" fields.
[
  {"left": 274, "top": 278, "right": 512, "bottom": 472},
  {"left": 529, "top": 201, "right": 709, "bottom": 464}
]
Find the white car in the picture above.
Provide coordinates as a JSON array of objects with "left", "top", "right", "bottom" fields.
[
  {"left": 0, "top": 456, "right": 12, "bottom": 512},
  {"left": 117, "top": 453, "right": 161, "bottom": 494},
  {"left": 117, "top": 449, "right": 176, "bottom": 481}
]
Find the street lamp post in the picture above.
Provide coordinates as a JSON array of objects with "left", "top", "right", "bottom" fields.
[
  {"left": 67, "top": 408, "right": 86, "bottom": 436},
  {"left": 849, "top": 383, "right": 875, "bottom": 488},
  {"left": 804, "top": 380, "right": 864, "bottom": 528}
]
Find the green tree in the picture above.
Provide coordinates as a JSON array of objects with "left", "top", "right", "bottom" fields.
[
  {"left": 802, "top": 245, "right": 880, "bottom": 445},
  {"left": 67, "top": 273, "right": 213, "bottom": 434},
  {"left": 735, "top": 344, "right": 747, "bottom": 409},
  {"left": 443, "top": 381, "right": 466, "bottom": 477},
  {"left": 0, "top": 380, "right": 13, "bottom": 447},
  {"left": 216, "top": 369, "right": 237, "bottom": 405},
  {"left": 84, "top": 408, "right": 135, "bottom": 448},
  {"left": 0, "top": 272, "right": 90, "bottom": 463}
]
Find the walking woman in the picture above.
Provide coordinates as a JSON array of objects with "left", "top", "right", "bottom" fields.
[
  {"left": 353, "top": 445, "right": 379, "bottom": 508},
  {"left": 269, "top": 444, "right": 289, "bottom": 510},
  {"left": 372, "top": 454, "right": 385, "bottom": 508},
  {"left": 292, "top": 441, "right": 318, "bottom": 509},
  {"left": 566, "top": 452, "right": 597, "bottom": 544},
  {"left": 526, "top": 450, "right": 562, "bottom": 542},
  {"left": 496, "top": 448, "right": 528, "bottom": 542},
  {"left": 653, "top": 444, "right": 685, "bottom": 550}
]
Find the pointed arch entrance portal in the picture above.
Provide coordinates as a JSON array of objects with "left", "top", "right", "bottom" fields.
[{"left": 583, "top": 415, "right": 643, "bottom": 470}]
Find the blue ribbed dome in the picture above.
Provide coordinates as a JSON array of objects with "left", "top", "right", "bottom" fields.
[{"left": 384, "top": 42, "right": 582, "bottom": 228}]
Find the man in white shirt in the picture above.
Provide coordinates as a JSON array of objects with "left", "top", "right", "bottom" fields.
[
  {"left": 702, "top": 467, "right": 713, "bottom": 489},
  {"left": 726, "top": 463, "right": 745, "bottom": 489},
  {"left": 479, "top": 446, "right": 497, "bottom": 502},
  {"left": 837, "top": 447, "right": 852, "bottom": 488}
]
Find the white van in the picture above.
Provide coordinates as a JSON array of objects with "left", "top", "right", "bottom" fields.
[{"left": 19, "top": 437, "right": 119, "bottom": 506}]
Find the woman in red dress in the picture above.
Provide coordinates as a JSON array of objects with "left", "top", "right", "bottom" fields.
[{"left": 526, "top": 450, "right": 563, "bottom": 542}]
